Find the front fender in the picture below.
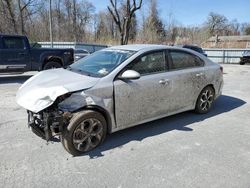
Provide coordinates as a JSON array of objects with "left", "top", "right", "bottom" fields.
[
  {"left": 58, "top": 91, "right": 105, "bottom": 112},
  {"left": 58, "top": 91, "right": 114, "bottom": 133}
]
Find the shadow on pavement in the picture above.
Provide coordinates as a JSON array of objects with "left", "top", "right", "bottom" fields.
[
  {"left": 0, "top": 75, "right": 33, "bottom": 84},
  {"left": 79, "top": 95, "right": 246, "bottom": 158}
]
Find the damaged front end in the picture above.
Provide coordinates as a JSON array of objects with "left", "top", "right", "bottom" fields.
[
  {"left": 26, "top": 90, "right": 106, "bottom": 141},
  {"left": 26, "top": 92, "right": 76, "bottom": 141},
  {"left": 15, "top": 68, "right": 102, "bottom": 141},
  {"left": 28, "top": 110, "right": 63, "bottom": 141},
  {"left": 27, "top": 99, "right": 72, "bottom": 141}
]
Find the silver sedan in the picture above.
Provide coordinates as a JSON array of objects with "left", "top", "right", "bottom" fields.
[{"left": 16, "top": 44, "right": 223, "bottom": 155}]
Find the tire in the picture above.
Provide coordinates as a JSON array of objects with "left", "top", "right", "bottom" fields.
[
  {"left": 195, "top": 86, "right": 215, "bottom": 114},
  {"left": 43, "top": 61, "right": 62, "bottom": 70},
  {"left": 239, "top": 61, "right": 245, "bottom": 65},
  {"left": 61, "top": 110, "right": 107, "bottom": 156}
]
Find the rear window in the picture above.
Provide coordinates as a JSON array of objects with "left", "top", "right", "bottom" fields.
[
  {"left": 169, "top": 50, "right": 204, "bottom": 70},
  {"left": 3, "top": 37, "right": 26, "bottom": 49},
  {"left": 191, "top": 47, "right": 203, "bottom": 53},
  {"left": 183, "top": 45, "right": 204, "bottom": 53}
]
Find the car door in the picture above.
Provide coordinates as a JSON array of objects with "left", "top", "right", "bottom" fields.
[
  {"left": 114, "top": 50, "right": 173, "bottom": 128},
  {"left": 1, "top": 36, "right": 30, "bottom": 71},
  {"left": 167, "top": 50, "right": 205, "bottom": 112}
]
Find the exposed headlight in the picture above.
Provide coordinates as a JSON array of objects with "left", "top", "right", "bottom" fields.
[{"left": 57, "top": 93, "right": 72, "bottom": 103}]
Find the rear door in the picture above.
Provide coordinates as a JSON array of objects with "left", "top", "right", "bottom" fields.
[
  {"left": 167, "top": 49, "right": 205, "bottom": 111},
  {"left": 0, "top": 36, "right": 30, "bottom": 71}
]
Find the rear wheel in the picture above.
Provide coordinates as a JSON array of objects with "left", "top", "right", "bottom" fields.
[
  {"left": 61, "top": 110, "right": 107, "bottom": 156},
  {"left": 195, "top": 86, "right": 215, "bottom": 114},
  {"left": 43, "top": 61, "right": 62, "bottom": 70}
]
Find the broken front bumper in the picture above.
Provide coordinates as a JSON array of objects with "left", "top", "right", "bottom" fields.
[{"left": 28, "top": 111, "right": 65, "bottom": 141}]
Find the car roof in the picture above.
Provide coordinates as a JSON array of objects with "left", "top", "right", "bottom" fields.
[
  {"left": 104, "top": 44, "right": 205, "bottom": 57},
  {"left": 108, "top": 44, "right": 173, "bottom": 52}
]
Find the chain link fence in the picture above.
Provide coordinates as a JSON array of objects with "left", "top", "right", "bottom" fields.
[
  {"left": 38, "top": 42, "right": 108, "bottom": 53},
  {"left": 38, "top": 42, "right": 249, "bottom": 64},
  {"left": 204, "top": 48, "right": 249, "bottom": 64}
]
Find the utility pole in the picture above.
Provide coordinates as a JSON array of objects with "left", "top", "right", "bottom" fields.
[{"left": 49, "top": 0, "right": 53, "bottom": 48}]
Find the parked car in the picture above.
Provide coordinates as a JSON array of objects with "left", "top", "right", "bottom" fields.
[
  {"left": 16, "top": 44, "right": 223, "bottom": 155},
  {"left": 74, "top": 49, "right": 90, "bottom": 61},
  {"left": 0, "top": 34, "right": 74, "bottom": 73},
  {"left": 239, "top": 51, "right": 250, "bottom": 65},
  {"left": 177, "top": 44, "right": 207, "bottom": 57}
]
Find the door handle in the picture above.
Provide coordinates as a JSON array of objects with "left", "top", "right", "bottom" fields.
[
  {"left": 19, "top": 53, "right": 26, "bottom": 55},
  {"left": 159, "top": 79, "right": 169, "bottom": 85},
  {"left": 196, "top": 73, "right": 204, "bottom": 77}
]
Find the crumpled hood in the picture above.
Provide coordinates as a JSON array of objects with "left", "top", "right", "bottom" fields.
[{"left": 16, "top": 68, "right": 100, "bottom": 113}]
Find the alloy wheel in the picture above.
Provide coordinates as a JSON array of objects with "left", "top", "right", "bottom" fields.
[
  {"left": 199, "top": 89, "right": 214, "bottom": 111},
  {"left": 72, "top": 118, "right": 103, "bottom": 152}
]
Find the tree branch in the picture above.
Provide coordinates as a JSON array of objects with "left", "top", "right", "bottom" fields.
[{"left": 107, "top": 0, "right": 122, "bottom": 32}]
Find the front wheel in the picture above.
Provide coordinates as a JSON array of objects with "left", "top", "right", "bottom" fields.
[
  {"left": 195, "top": 86, "right": 215, "bottom": 114},
  {"left": 61, "top": 110, "right": 107, "bottom": 156},
  {"left": 43, "top": 61, "right": 62, "bottom": 70}
]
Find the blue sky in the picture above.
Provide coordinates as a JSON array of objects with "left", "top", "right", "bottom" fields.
[{"left": 88, "top": 0, "right": 250, "bottom": 26}]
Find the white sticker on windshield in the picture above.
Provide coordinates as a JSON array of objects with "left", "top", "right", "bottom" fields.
[{"left": 98, "top": 68, "right": 109, "bottom": 75}]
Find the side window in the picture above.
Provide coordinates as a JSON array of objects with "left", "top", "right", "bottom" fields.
[
  {"left": 127, "top": 51, "right": 166, "bottom": 75},
  {"left": 169, "top": 51, "right": 204, "bottom": 70},
  {"left": 3, "top": 37, "right": 25, "bottom": 49}
]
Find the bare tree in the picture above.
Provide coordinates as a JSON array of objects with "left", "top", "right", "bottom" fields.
[
  {"left": 228, "top": 19, "right": 240, "bottom": 35},
  {"left": 72, "top": 0, "right": 79, "bottom": 41},
  {"left": 206, "top": 12, "right": 229, "bottom": 36},
  {"left": 78, "top": 0, "right": 95, "bottom": 42},
  {"left": 1, "top": 0, "right": 250, "bottom": 46},
  {"left": 240, "top": 23, "right": 250, "bottom": 35},
  {"left": 54, "top": 0, "right": 62, "bottom": 40},
  {"left": 17, "top": 0, "right": 35, "bottom": 34},
  {"left": 96, "top": 12, "right": 108, "bottom": 41},
  {"left": 95, "top": 10, "right": 119, "bottom": 44},
  {"left": 108, "top": 0, "right": 142, "bottom": 45},
  {"left": 2, "top": 0, "right": 18, "bottom": 33},
  {"left": 141, "top": 0, "right": 165, "bottom": 43},
  {"left": 245, "top": 27, "right": 250, "bottom": 35}
]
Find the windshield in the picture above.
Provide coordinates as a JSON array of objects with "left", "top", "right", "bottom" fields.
[{"left": 69, "top": 49, "right": 136, "bottom": 77}]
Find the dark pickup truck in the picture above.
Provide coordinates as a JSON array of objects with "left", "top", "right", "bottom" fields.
[
  {"left": 0, "top": 34, "right": 74, "bottom": 73},
  {"left": 240, "top": 51, "right": 250, "bottom": 65}
]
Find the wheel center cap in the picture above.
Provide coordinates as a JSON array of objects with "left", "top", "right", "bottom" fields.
[{"left": 86, "top": 132, "right": 91, "bottom": 137}]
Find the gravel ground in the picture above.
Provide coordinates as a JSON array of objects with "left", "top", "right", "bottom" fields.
[{"left": 0, "top": 65, "right": 250, "bottom": 188}]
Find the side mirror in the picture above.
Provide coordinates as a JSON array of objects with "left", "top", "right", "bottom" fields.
[{"left": 118, "top": 70, "right": 140, "bottom": 80}]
